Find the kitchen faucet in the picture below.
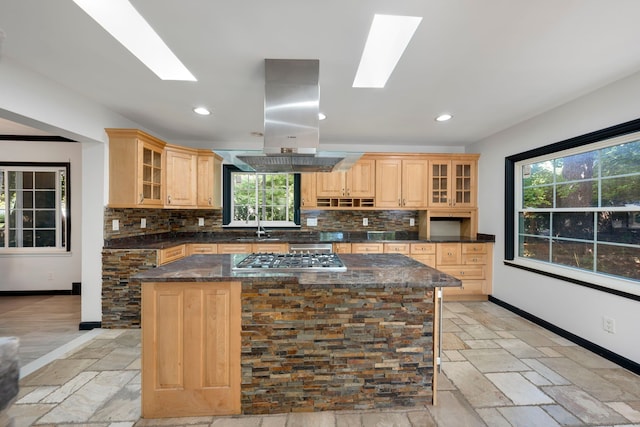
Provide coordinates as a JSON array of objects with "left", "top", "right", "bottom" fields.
[{"left": 247, "top": 209, "right": 268, "bottom": 237}]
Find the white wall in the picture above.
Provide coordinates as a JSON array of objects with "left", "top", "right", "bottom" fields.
[
  {"left": 471, "top": 71, "right": 640, "bottom": 364},
  {"left": 0, "top": 140, "right": 82, "bottom": 291}
]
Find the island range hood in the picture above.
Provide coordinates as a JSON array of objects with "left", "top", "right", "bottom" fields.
[{"left": 235, "top": 59, "right": 361, "bottom": 173}]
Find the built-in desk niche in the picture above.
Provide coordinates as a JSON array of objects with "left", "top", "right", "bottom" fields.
[{"left": 418, "top": 210, "right": 478, "bottom": 240}]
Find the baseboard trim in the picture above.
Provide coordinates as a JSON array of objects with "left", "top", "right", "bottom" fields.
[
  {"left": 79, "top": 321, "right": 102, "bottom": 330},
  {"left": 0, "top": 290, "right": 74, "bottom": 296},
  {"left": 488, "top": 295, "right": 640, "bottom": 376}
]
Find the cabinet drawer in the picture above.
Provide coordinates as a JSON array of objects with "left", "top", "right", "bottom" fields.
[
  {"left": 333, "top": 243, "right": 352, "bottom": 254},
  {"left": 252, "top": 243, "right": 288, "bottom": 253},
  {"left": 411, "top": 254, "right": 436, "bottom": 268},
  {"left": 187, "top": 243, "right": 218, "bottom": 255},
  {"left": 462, "top": 243, "right": 487, "bottom": 254},
  {"left": 384, "top": 243, "right": 410, "bottom": 254},
  {"left": 437, "top": 265, "right": 485, "bottom": 280},
  {"left": 410, "top": 243, "right": 436, "bottom": 254},
  {"left": 462, "top": 253, "right": 488, "bottom": 265},
  {"left": 351, "top": 243, "right": 384, "bottom": 254},
  {"left": 217, "top": 243, "right": 253, "bottom": 254},
  {"left": 157, "top": 244, "right": 186, "bottom": 265},
  {"left": 436, "top": 243, "right": 462, "bottom": 265},
  {"left": 443, "top": 280, "right": 485, "bottom": 295}
]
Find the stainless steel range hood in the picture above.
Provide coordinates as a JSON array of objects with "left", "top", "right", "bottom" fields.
[{"left": 235, "top": 59, "right": 361, "bottom": 173}]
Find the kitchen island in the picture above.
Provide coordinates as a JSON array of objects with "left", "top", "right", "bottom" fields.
[{"left": 134, "top": 253, "right": 461, "bottom": 418}]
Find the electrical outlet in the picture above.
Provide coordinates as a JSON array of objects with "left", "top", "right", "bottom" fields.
[
  {"left": 363, "top": 218, "right": 368, "bottom": 226},
  {"left": 410, "top": 218, "right": 415, "bottom": 226},
  {"left": 140, "top": 218, "right": 146, "bottom": 228},
  {"left": 307, "top": 218, "right": 318, "bottom": 226},
  {"left": 603, "top": 316, "right": 616, "bottom": 334},
  {"left": 198, "top": 217, "right": 205, "bottom": 226},
  {"left": 112, "top": 219, "right": 119, "bottom": 231}
]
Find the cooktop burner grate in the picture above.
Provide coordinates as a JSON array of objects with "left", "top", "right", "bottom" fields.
[{"left": 233, "top": 252, "right": 347, "bottom": 272}]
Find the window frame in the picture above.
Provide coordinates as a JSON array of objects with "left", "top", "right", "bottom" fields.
[
  {"left": 505, "top": 118, "right": 640, "bottom": 301},
  {"left": 0, "top": 162, "right": 71, "bottom": 253},
  {"left": 222, "top": 165, "right": 301, "bottom": 228}
]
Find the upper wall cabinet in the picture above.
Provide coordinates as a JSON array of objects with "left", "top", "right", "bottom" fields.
[
  {"left": 315, "top": 158, "right": 376, "bottom": 208},
  {"left": 300, "top": 173, "right": 317, "bottom": 208},
  {"left": 107, "top": 129, "right": 222, "bottom": 210},
  {"left": 316, "top": 158, "right": 375, "bottom": 198},
  {"left": 429, "top": 156, "right": 478, "bottom": 208},
  {"left": 107, "top": 128, "right": 166, "bottom": 208},
  {"left": 165, "top": 144, "right": 198, "bottom": 208},
  {"left": 375, "top": 158, "right": 428, "bottom": 208},
  {"left": 196, "top": 150, "right": 222, "bottom": 209}
]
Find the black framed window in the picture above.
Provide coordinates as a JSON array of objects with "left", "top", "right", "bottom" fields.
[
  {"left": 505, "top": 119, "right": 640, "bottom": 299},
  {"left": 0, "top": 162, "right": 71, "bottom": 252},
  {"left": 222, "top": 165, "right": 300, "bottom": 227}
]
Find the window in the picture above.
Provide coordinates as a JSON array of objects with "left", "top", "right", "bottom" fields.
[
  {"left": 506, "top": 120, "right": 640, "bottom": 298},
  {"left": 0, "top": 163, "right": 70, "bottom": 252},
  {"left": 223, "top": 166, "right": 300, "bottom": 228}
]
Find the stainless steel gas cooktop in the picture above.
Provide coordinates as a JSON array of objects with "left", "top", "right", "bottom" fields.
[{"left": 233, "top": 252, "right": 347, "bottom": 272}]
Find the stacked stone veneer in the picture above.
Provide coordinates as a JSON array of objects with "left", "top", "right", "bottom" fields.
[
  {"left": 102, "top": 207, "right": 420, "bottom": 328},
  {"left": 240, "top": 280, "right": 435, "bottom": 414},
  {"left": 0, "top": 337, "right": 19, "bottom": 427},
  {"left": 102, "top": 249, "right": 157, "bottom": 328}
]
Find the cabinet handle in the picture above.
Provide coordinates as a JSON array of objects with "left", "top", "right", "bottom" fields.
[
  {"left": 460, "top": 271, "right": 465, "bottom": 276},
  {"left": 402, "top": 198, "right": 406, "bottom": 206},
  {"left": 139, "top": 193, "right": 144, "bottom": 203},
  {"left": 208, "top": 197, "right": 212, "bottom": 206},
  {"left": 398, "top": 199, "right": 401, "bottom": 206},
  {"left": 346, "top": 188, "right": 350, "bottom": 196},
  {"left": 447, "top": 252, "right": 453, "bottom": 256},
  {"left": 342, "top": 188, "right": 346, "bottom": 196},
  {"left": 167, "top": 195, "right": 172, "bottom": 204}
]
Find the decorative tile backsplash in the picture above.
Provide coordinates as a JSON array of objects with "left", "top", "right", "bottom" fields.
[{"left": 104, "top": 208, "right": 420, "bottom": 240}]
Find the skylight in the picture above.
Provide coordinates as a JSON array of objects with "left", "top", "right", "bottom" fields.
[
  {"left": 73, "top": 0, "right": 196, "bottom": 81},
  {"left": 353, "top": 14, "right": 422, "bottom": 88}
]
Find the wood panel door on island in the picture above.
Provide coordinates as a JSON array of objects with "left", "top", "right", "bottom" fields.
[{"left": 141, "top": 282, "right": 241, "bottom": 418}]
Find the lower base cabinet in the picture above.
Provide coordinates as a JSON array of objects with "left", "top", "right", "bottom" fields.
[
  {"left": 436, "top": 242, "right": 493, "bottom": 301},
  {"left": 141, "top": 281, "right": 241, "bottom": 418}
]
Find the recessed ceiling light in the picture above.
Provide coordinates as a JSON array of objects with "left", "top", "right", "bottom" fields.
[
  {"left": 73, "top": 0, "right": 196, "bottom": 81},
  {"left": 353, "top": 14, "right": 422, "bottom": 88},
  {"left": 435, "top": 113, "right": 452, "bottom": 122},
  {"left": 193, "top": 107, "right": 211, "bottom": 116},
  {"left": 318, "top": 112, "right": 327, "bottom": 121}
]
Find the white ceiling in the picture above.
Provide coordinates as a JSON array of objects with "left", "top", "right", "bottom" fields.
[{"left": 2, "top": 0, "right": 640, "bottom": 150}]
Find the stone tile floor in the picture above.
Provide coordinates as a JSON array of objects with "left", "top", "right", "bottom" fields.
[{"left": 8, "top": 301, "right": 640, "bottom": 426}]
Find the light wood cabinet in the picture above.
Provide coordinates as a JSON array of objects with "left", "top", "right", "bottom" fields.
[
  {"left": 217, "top": 243, "right": 288, "bottom": 254},
  {"left": 217, "top": 243, "right": 254, "bottom": 254},
  {"left": 436, "top": 242, "right": 493, "bottom": 301},
  {"left": 333, "top": 242, "right": 352, "bottom": 253},
  {"left": 157, "top": 245, "right": 187, "bottom": 265},
  {"left": 187, "top": 243, "right": 218, "bottom": 255},
  {"left": 384, "top": 243, "right": 410, "bottom": 254},
  {"left": 107, "top": 128, "right": 166, "bottom": 208},
  {"left": 410, "top": 243, "right": 436, "bottom": 267},
  {"left": 429, "top": 157, "right": 478, "bottom": 208},
  {"left": 252, "top": 242, "right": 288, "bottom": 253},
  {"left": 196, "top": 150, "right": 222, "bottom": 208},
  {"left": 375, "top": 158, "right": 428, "bottom": 208},
  {"left": 165, "top": 144, "right": 198, "bottom": 208},
  {"left": 300, "top": 173, "right": 317, "bottom": 208},
  {"left": 141, "top": 281, "right": 241, "bottom": 417},
  {"left": 316, "top": 158, "right": 375, "bottom": 198},
  {"left": 351, "top": 242, "right": 384, "bottom": 254}
]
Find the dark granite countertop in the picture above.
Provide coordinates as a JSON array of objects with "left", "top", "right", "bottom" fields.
[
  {"left": 105, "top": 231, "right": 495, "bottom": 249},
  {"left": 132, "top": 253, "right": 462, "bottom": 289}
]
